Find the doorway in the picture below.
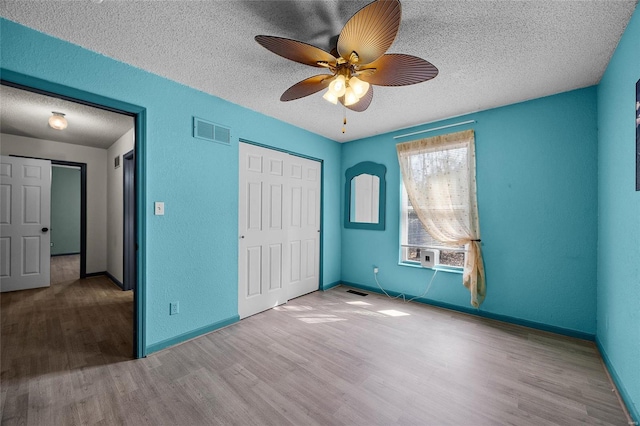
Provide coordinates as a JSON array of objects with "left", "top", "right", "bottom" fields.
[
  {"left": 238, "top": 142, "right": 322, "bottom": 319},
  {"left": 50, "top": 161, "right": 87, "bottom": 283},
  {"left": 0, "top": 79, "right": 144, "bottom": 357},
  {"left": 0, "top": 156, "right": 88, "bottom": 288}
]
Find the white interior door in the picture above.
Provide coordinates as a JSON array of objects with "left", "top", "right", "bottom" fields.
[
  {"left": 238, "top": 144, "right": 289, "bottom": 318},
  {"left": 238, "top": 144, "right": 321, "bottom": 318},
  {"left": 1, "top": 156, "right": 52, "bottom": 292},
  {"left": 286, "top": 156, "right": 320, "bottom": 300}
]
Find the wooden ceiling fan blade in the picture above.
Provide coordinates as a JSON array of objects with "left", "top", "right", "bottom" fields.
[
  {"left": 340, "top": 86, "right": 374, "bottom": 112},
  {"left": 337, "top": 0, "right": 401, "bottom": 66},
  {"left": 280, "top": 75, "right": 334, "bottom": 102},
  {"left": 358, "top": 54, "right": 438, "bottom": 86},
  {"left": 255, "top": 35, "right": 337, "bottom": 68}
]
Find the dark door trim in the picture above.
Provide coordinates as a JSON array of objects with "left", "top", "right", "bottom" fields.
[
  {"left": 123, "top": 150, "right": 136, "bottom": 292},
  {"left": 52, "top": 160, "right": 87, "bottom": 278}
]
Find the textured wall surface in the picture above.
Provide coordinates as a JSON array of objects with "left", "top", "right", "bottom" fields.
[
  {"left": 0, "top": 133, "right": 108, "bottom": 273},
  {"left": 597, "top": 4, "right": 640, "bottom": 421},
  {"left": 341, "top": 87, "right": 599, "bottom": 335},
  {"left": 0, "top": 19, "right": 342, "bottom": 349},
  {"left": 50, "top": 166, "right": 81, "bottom": 255}
]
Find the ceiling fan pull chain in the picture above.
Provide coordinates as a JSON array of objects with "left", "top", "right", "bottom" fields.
[{"left": 342, "top": 107, "right": 347, "bottom": 133}]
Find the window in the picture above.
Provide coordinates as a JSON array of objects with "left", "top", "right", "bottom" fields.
[
  {"left": 400, "top": 184, "right": 465, "bottom": 268},
  {"left": 397, "top": 129, "right": 485, "bottom": 306},
  {"left": 397, "top": 130, "right": 476, "bottom": 269}
]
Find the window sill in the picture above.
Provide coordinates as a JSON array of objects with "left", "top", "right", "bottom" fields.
[{"left": 398, "top": 261, "right": 464, "bottom": 274}]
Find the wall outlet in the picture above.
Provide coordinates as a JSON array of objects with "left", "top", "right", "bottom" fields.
[
  {"left": 373, "top": 267, "right": 379, "bottom": 274},
  {"left": 170, "top": 302, "right": 179, "bottom": 315},
  {"left": 50, "top": 242, "right": 54, "bottom": 247}
]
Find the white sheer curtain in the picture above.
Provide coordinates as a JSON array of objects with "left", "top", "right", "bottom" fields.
[{"left": 397, "top": 129, "right": 486, "bottom": 307}]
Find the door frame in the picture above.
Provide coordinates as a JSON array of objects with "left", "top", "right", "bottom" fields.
[
  {"left": 238, "top": 138, "right": 325, "bottom": 298},
  {"left": 123, "top": 150, "right": 136, "bottom": 292},
  {"left": 52, "top": 160, "right": 87, "bottom": 278},
  {"left": 1, "top": 73, "right": 147, "bottom": 358}
]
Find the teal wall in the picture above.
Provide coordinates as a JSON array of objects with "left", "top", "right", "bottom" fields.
[
  {"left": 341, "top": 87, "right": 599, "bottom": 337},
  {"left": 2, "top": 12, "right": 638, "bottom": 418},
  {"left": 0, "top": 19, "right": 342, "bottom": 352},
  {"left": 597, "top": 4, "right": 640, "bottom": 422},
  {"left": 50, "top": 166, "right": 81, "bottom": 255}
]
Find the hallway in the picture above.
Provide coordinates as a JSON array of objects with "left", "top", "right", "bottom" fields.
[{"left": 1, "top": 273, "right": 133, "bottom": 424}]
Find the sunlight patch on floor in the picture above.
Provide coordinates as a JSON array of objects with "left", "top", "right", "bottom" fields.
[
  {"left": 346, "top": 301, "right": 371, "bottom": 306},
  {"left": 378, "top": 309, "right": 410, "bottom": 317},
  {"left": 295, "top": 314, "right": 347, "bottom": 324},
  {"left": 334, "top": 309, "right": 386, "bottom": 317},
  {"left": 274, "top": 305, "right": 314, "bottom": 312}
]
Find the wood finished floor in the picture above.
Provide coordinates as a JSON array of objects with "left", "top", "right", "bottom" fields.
[
  {"left": 50, "top": 254, "right": 80, "bottom": 284},
  {"left": 1, "top": 281, "right": 629, "bottom": 425}
]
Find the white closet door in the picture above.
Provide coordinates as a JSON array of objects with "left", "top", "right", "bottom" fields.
[
  {"left": 0, "top": 156, "right": 51, "bottom": 292},
  {"left": 238, "top": 144, "right": 289, "bottom": 318},
  {"left": 238, "top": 143, "right": 321, "bottom": 318},
  {"left": 286, "top": 155, "right": 320, "bottom": 300}
]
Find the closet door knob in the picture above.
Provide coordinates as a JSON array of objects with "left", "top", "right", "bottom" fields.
[{"left": 41, "top": 227, "right": 49, "bottom": 233}]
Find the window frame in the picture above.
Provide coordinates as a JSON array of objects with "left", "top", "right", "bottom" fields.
[{"left": 399, "top": 177, "right": 466, "bottom": 271}]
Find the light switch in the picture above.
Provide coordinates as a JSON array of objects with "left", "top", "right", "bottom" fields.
[{"left": 154, "top": 202, "right": 165, "bottom": 216}]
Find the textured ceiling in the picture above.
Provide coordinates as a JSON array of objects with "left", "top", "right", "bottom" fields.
[
  {"left": 0, "top": 85, "right": 134, "bottom": 149},
  {"left": 0, "top": 0, "right": 637, "bottom": 143}
]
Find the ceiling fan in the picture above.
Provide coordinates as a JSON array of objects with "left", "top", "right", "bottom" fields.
[{"left": 255, "top": 0, "right": 438, "bottom": 113}]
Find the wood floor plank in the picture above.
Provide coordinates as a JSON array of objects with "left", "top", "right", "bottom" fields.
[
  {"left": 50, "top": 255, "right": 80, "bottom": 285},
  {"left": 1, "top": 280, "right": 631, "bottom": 425}
]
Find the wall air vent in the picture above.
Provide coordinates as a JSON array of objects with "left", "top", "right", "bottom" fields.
[{"left": 193, "top": 117, "right": 231, "bottom": 145}]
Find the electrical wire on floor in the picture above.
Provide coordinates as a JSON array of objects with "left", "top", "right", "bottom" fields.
[
  {"left": 374, "top": 271, "right": 406, "bottom": 301},
  {"left": 373, "top": 269, "right": 438, "bottom": 303},
  {"left": 407, "top": 270, "right": 438, "bottom": 302}
]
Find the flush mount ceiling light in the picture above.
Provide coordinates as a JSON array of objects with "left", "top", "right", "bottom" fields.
[
  {"left": 48, "top": 112, "right": 67, "bottom": 130},
  {"left": 255, "top": 0, "right": 438, "bottom": 114}
]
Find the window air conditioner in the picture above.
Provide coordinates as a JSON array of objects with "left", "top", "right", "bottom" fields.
[{"left": 420, "top": 249, "right": 440, "bottom": 268}]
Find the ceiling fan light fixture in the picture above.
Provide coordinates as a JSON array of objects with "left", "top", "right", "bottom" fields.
[
  {"left": 328, "top": 75, "right": 346, "bottom": 97},
  {"left": 256, "top": 0, "right": 439, "bottom": 118},
  {"left": 322, "top": 90, "right": 339, "bottom": 105},
  {"left": 48, "top": 112, "right": 67, "bottom": 130},
  {"left": 349, "top": 76, "right": 369, "bottom": 97},
  {"left": 343, "top": 87, "right": 359, "bottom": 106}
]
